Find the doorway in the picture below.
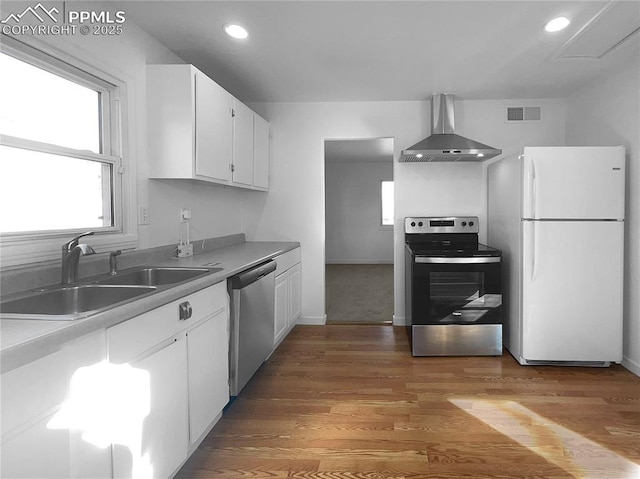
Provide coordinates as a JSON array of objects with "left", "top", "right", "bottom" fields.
[{"left": 324, "top": 138, "right": 394, "bottom": 325}]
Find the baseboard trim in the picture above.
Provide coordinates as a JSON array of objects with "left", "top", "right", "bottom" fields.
[
  {"left": 393, "top": 315, "right": 406, "bottom": 326},
  {"left": 622, "top": 356, "right": 640, "bottom": 377},
  {"left": 298, "top": 315, "right": 327, "bottom": 325}
]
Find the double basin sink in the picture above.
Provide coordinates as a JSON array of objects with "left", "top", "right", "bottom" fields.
[{"left": 0, "top": 266, "right": 223, "bottom": 321}]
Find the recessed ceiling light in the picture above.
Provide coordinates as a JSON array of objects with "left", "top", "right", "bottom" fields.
[
  {"left": 544, "top": 16, "right": 570, "bottom": 33},
  {"left": 224, "top": 24, "right": 248, "bottom": 39}
]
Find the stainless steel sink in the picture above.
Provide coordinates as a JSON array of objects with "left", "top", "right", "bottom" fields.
[
  {"left": 0, "top": 285, "right": 156, "bottom": 320},
  {"left": 0, "top": 265, "right": 224, "bottom": 321},
  {"left": 96, "top": 266, "right": 220, "bottom": 286}
]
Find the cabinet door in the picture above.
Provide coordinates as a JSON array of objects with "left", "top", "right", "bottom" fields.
[
  {"left": 1, "top": 330, "right": 111, "bottom": 479},
  {"left": 113, "top": 338, "right": 188, "bottom": 479},
  {"left": 195, "top": 70, "right": 233, "bottom": 183},
  {"left": 232, "top": 100, "right": 254, "bottom": 187},
  {"left": 1, "top": 409, "right": 112, "bottom": 479},
  {"left": 274, "top": 272, "right": 289, "bottom": 345},
  {"left": 288, "top": 263, "right": 302, "bottom": 326},
  {"left": 253, "top": 114, "right": 270, "bottom": 189},
  {"left": 147, "top": 65, "right": 196, "bottom": 179},
  {"left": 187, "top": 309, "right": 229, "bottom": 445},
  {"left": 1, "top": 414, "right": 71, "bottom": 478}
]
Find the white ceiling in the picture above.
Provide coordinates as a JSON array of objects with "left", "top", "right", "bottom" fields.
[{"left": 117, "top": 1, "right": 640, "bottom": 103}]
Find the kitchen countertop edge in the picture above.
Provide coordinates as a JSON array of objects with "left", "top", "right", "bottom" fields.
[{"left": 1, "top": 241, "right": 300, "bottom": 374}]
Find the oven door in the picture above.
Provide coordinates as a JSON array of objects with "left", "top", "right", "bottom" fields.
[
  {"left": 407, "top": 255, "right": 502, "bottom": 356},
  {"left": 410, "top": 256, "right": 502, "bottom": 326}
]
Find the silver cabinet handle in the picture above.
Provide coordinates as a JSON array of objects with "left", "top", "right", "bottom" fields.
[{"left": 179, "top": 301, "right": 192, "bottom": 320}]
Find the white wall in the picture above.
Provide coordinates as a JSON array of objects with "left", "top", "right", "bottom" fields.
[
  {"left": 565, "top": 55, "right": 640, "bottom": 375},
  {"left": 396, "top": 99, "right": 567, "bottom": 322},
  {"left": 243, "top": 101, "right": 426, "bottom": 323},
  {"left": 325, "top": 161, "right": 393, "bottom": 263},
  {"left": 247, "top": 99, "right": 567, "bottom": 324},
  {"left": 6, "top": 1, "right": 247, "bottom": 253}
]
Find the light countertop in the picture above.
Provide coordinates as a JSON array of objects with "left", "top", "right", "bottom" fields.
[{"left": 1, "top": 240, "right": 299, "bottom": 373}]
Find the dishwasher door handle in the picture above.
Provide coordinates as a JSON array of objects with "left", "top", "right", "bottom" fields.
[{"left": 231, "top": 260, "right": 277, "bottom": 289}]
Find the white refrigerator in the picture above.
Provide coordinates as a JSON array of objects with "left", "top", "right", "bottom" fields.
[{"left": 488, "top": 146, "right": 625, "bottom": 365}]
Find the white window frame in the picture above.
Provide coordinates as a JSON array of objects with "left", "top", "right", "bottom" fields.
[
  {"left": 0, "top": 35, "right": 137, "bottom": 268},
  {"left": 380, "top": 180, "right": 394, "bottom": 228}
]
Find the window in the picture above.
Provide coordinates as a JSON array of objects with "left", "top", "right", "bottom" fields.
[
  {"left": 381, "top": 180, "right": 394, "bottom": 226},
  {"left": 0, "top": 38, "right": 120, "bottom": 236}
]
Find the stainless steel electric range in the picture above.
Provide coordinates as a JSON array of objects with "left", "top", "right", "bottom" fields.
[{"left": 404, "top": 216, "right": 503, "bottom": 356}]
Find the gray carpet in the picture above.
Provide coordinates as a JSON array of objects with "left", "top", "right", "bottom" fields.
[{"left": 325, "top": 264, "right": 394, "bottom": 324}]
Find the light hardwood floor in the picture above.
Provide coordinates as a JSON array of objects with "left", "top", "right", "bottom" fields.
[{"left": 176, "top": 325, "right": 640, "bottom": 479}]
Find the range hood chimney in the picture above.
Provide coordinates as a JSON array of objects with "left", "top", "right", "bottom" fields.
[{"left": 400, "top": 94, "right": 502, "bottom": 162}]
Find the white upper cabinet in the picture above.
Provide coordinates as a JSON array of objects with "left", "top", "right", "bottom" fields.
[
  {"left": 253, "top": 113, "right": 270, "bottom": 190},
  {"left": 195, "top": 70, "right": 233, "bottom": 183},
  {"left": 231, "top": 99, "right": 255, "bottom": 187},
  {"left": 147, "top": 64, "right": 269, "bottom": 191}
]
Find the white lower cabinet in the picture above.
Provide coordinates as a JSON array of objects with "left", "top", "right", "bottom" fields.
[
  {"left": 107, "top": 281, "right": 229, "bottom": 479},
  {"left": 186, "top": 308, "right": 229, "bottom": 444},
  {"left": 274, "top": 248, "right": 302, "bottom": 347},
  {"left": 274, "top": 272, "right": 289, "bottom": 343},
  {"left": 1, "top": 330, "right": 111, "bottom": 479},
  {"left": 112, "top": 338, "right": 189, "bottom": 479},
  {"left": 288, "top": 263, "right": 301, "bottom": 325},
  {"left": 2, "top": 415, "right": 75, "bottom": 478}
]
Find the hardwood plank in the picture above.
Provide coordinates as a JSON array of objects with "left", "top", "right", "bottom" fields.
[{"left": 176, "top": 325, "right": 640, "bottom": 479}]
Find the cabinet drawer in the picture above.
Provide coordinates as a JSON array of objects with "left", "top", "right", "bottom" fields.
[
  {"left": 108, "top": 282, "right": 227, "bottom": 364},
  {"left": 275, "top": 248, "right": 300, "bottom": 276}
]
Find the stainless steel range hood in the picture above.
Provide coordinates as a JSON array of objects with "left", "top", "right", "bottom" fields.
[{"left": 400, "top": 94, "right": 502, "bottom": 162}]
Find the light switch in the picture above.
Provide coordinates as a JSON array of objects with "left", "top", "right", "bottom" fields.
[{"left": 139, "top": 205, "right": 150, "bottom": 225}]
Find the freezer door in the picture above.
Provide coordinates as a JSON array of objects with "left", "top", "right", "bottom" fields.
[
  {"left": 522, "top": 146, "right": 625, "bottom": 220},
  {"left": 521, "top": 220, "right": 623, "bottom": 362}
]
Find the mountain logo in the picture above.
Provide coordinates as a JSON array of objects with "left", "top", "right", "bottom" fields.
[{"left": 1, "top": 3, "right": 59, "bottom": 24}]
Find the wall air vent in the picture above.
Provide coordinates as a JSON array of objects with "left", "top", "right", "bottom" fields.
[{"left": 506, "top": 106, "right": 541, "bottom": 123}]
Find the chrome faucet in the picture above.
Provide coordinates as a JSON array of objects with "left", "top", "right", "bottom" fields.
[
  {"left": 109, "top": 250, "right": 121, "bottom": 275},
  {"left": 61, "top": 232, "right": 96, "bottom": 285}
]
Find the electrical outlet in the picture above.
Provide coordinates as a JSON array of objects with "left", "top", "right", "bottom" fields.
[
  {"left": 180, "top": 208, "right": 192, "bottom": 222},
  {"left": 139, "top": 205, "right": 150, "bottom": 225}
]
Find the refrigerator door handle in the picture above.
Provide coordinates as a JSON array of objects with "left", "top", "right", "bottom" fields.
[
  {"left": 523, "top": 154, "right": 536, "bottom": 219},
  {"left": 531, "top": 158, "right": 537, "bottom": 220},
  {"left": 529, "top": 221, "right": 537, "bottom": 280}
]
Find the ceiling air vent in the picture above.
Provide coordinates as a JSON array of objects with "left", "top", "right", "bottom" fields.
[{"left": 506, "top": 106, "right": 541, "bottom": 123}]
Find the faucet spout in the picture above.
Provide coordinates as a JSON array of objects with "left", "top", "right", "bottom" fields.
[
  {"left": 109, "top": 250, "right": 121, "bottom": 275},
  {"left": 61, "top": 232, "right": 96, "bottom": 285}
]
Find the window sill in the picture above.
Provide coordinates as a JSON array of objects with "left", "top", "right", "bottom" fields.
[{"left": 0, "top": 233, "right": 138, "bottom": 270}]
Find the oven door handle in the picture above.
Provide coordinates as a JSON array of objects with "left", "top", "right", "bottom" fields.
[{"left": 414, "top": 257, "right": 501, "bottom": 264}]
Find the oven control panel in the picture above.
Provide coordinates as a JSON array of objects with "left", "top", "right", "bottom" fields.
[{"left": 405, "top": 216, "right": 479, "bottom": 234}]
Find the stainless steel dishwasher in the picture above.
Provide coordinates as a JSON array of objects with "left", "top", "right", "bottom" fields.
[{"left": 229, "top": 260, "right": 276, "bottom": 396}]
